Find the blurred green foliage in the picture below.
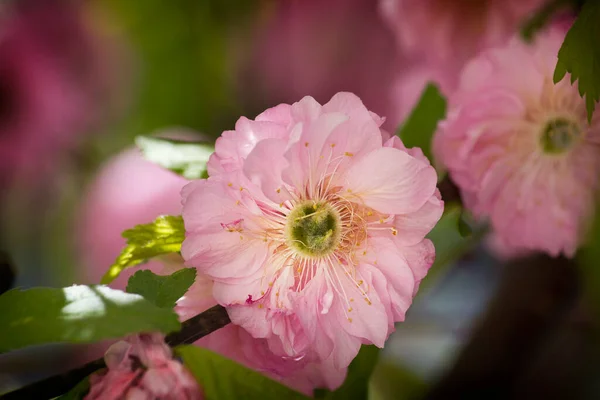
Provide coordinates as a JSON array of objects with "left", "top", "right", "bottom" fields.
[
  {"left": 368, "top": 360, "right": 427, "bottom": 400},
  {"left": 98, "top": 0, "right": 258, "bottom": 148}
]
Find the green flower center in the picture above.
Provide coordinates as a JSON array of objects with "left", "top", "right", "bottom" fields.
[
  {"left": 540, "top": 118, "right": 581, "bottom": 154},
  {"left": 286, "top": 201, "right": 341, "bottom": 257}
]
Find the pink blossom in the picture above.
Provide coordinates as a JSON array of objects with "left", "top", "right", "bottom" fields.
[
  {"left": 433, "top": 26, "right": 600, "bottom": 257},
  {"left": 380, "top": 0, "right": 550, "bottom": 127},
  {"left": 77, "top": 141, "right": 189, "bottom": 289},
  {"left": 182, "top": 93, "right": 443, "bottom": 369},
  {"left": 0, "top": 0, "right": 116, "bottom": 184},
  {"left": 236, "top": 0, "right": 397, "bottom": 130},
  {"left": 380, "top": 0, "right": 546, "bottom": 76},
  {"left": 85, "top": 333, "right": 202, "bottom": 400},
  {"left": 161, "top": 259, "right": 347, "bottom": 393}
]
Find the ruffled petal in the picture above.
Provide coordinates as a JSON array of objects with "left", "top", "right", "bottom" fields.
[{"left": 343, "top": 147, "right": 438, "bottom": 214}]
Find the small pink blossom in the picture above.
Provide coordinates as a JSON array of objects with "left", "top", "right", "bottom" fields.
[
  {"left": 182, "top": 93, "right": 443, "bottom": 369},
  {"left": 433, "top": 26, "right": 600, "bottom": 257},
  {"left": 85, "top": 333, "right": 202, "bottom": 400}
]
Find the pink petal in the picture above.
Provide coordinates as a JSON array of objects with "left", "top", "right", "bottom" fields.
[{"left": 343, "top": 147, "right": 438, "bottom": 214}]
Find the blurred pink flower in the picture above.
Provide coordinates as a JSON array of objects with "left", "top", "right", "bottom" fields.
[
  {"left": 380, "top": 0, "right": 546, "bottom": 76},
  {"left": 182, "top": 93, "right": 442, "bottom": 369},
  {"left": 77, "top": 139, "right": 189, "bottom": 288},
  {"left": 85, "top": 333, "right": 202, "bottom": 400},
  {"left": 236, "top": 0, "right": 397, "bottom": 129},
  {"left": 433, "top": 26, "right": 600, "bottom": 257},
  {"left": 0, "top": 0, "right": 116, "bottom": 184},
  {"left": 380, "top": 0, "right": 552, "bottom": 128}
]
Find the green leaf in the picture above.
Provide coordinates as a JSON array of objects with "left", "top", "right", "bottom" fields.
[
  {"left": 368, "top": 361, "right": 427, "bottom": 400},
  {"left": 55, "top": 377, "right": 90, "bottom": 400},
  {"left": 315, "top": 345, "right": 380, "bottom": 400},
  {"left": 397, "top": 83, "right": 447, "bottom": 163},
  {"left": 176, "top": 345, "right": 310, "bottom": 400},
  {"left": 136, "top": 136, "right": 214, "bottom": 179},
  {"left": 0, "top": 285, "right": 180, "bottom": 353},
  {"left": 554, "top": 0, "right": 600, "bottom": 122},
  {"left": 126, "top": 268, "right": 196, "bottom": 308},
  {"left": 102, "top": 215, "right": 185, "bottom": 284}
]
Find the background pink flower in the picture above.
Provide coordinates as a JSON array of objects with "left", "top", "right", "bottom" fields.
[
  {"left": 183, "top": 93, "right": 443, "bottom": 370},
  {"left": 433, "top": 25, "right": 600, "bottom": 257},
  {"left": 380, "top": 0, "right": 546, "bottom": 76},
  {"left": 85, "top": 333, "right": 202, "bottom": 400},
  {"left": 77, "top": 142, "right": 189, "bottom": 288},
  {"left": 0, "top": 0, "right": 117, "bottom": 186},
  {"left": 380, "top": 0, "right": 549, "bottom": 128},
  {"left": 235, "top": 0, "right": 397, "bottom": 130}
]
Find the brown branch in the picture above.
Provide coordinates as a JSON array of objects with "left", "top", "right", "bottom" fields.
[{"left": 1, "top": 305, "right": 230, "bottom": 400}]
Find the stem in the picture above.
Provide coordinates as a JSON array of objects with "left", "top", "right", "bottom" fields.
[{"left": 1, "top": 305, "right": 230, "bottom": 400}]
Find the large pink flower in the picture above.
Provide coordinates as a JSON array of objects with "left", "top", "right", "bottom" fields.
[
  {"left": 85, "top": 333, "right": 202, "bottom": 400},
  {"left": 182, "top": 93, "right": 443, "bottom": 369},
  {"left": 433, "top": 26, "right": 600, "bottom": 257}
]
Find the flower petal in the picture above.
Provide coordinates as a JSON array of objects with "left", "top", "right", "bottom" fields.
[{"left": 344, "top": 147, "right": 438, "bottom": 214}]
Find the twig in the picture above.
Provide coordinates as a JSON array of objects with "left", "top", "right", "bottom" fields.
[{"left": 1, "top": 305, "right": 230, "bottom": 400}]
